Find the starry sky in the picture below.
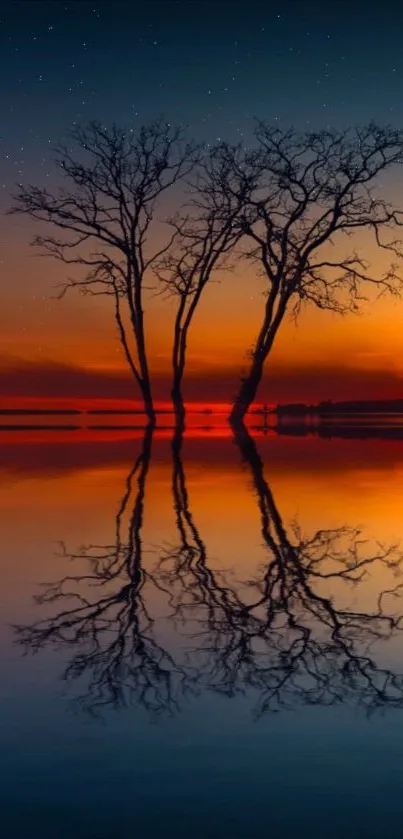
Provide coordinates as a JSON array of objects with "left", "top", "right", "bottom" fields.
[{"left": 2, "top": 0, "right": 403, "bottom": 407}]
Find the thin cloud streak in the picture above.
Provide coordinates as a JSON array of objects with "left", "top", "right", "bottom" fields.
[{"left": 0, "top": 356, "right": 402, "bottom": 405}]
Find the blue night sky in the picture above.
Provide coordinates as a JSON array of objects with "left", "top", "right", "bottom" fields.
[
  {"left": 2, "top": 0, "right": 403, "bottom": 406},
  {"left": 1, "top": 0, "right": 402, "bottom": 195}
]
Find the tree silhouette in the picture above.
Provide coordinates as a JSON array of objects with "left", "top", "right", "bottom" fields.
[
  {"left": 157, "top": 145, "right": 253, "bottom": 424},
  {"left": 213, "top": 123, "right": 403, "bottom": 423},
  {"left": 10, "top": 120, "right": 198, "bottom": 423}
]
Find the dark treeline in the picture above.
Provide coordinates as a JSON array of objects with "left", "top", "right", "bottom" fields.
[
  {"left": 276, "top": 424, "right": 403, "bottom": 441},
  {"left": 10, "top": 120, "right": 403, "bottom": 425},
  {"left": 276, "top": 398, "right": 403, "bottom": 416}
]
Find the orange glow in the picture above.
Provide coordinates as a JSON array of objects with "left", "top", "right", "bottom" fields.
[
  {"left": 2, "top": 218, "right": 403, "bottom": 405},
  {"left": 3, "top": 433, "right": 403, "bottom": 628}
]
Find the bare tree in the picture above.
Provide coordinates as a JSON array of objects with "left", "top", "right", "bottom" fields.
[
  {"left": 214, "top": 123, "right": 403, "bottom": 423},
  {"left": 157, "top": 145, "right": 253, "bottom": 425},
  {"left": 10, "top": 120, "right": 198, "bottom": 424}
]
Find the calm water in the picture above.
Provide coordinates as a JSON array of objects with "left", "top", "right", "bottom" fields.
[{"left": 3, "top": 425, "right": 403, "bottom": 838}]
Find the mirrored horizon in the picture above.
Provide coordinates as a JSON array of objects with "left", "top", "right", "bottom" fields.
[{"left": 3, "top": 425, "right": 403, "bottom": 837}]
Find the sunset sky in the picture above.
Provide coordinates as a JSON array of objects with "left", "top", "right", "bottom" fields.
[{"left": 2, "top": 0, "right": 403, "bottom": 406}]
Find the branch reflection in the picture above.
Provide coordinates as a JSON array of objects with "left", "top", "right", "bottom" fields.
[
  {"left": 15, "top": 424, "right": 403, "bottom": 718},
  {"left": 15, "top": 425, "right": 185, "bottom": 717},
  {"left": 227, "top": 425, "right": 403, "bottom": 714}
]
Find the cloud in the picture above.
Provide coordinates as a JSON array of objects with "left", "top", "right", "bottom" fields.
[
  {"left": 0, "top": 357, "right": 138, "bottom": 399},
  {"left": 0, "top": 355, "right": 402, "bottom": 404}
]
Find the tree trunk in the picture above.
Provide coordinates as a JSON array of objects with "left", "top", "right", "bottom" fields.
[
  {"left": 171, "top": 289, "right": 204, "bottom": 426},
  {"left": 229, "top": 354, "right": 265, "bottom": 425},
  {"left": 171, "top": 367, "right": 186, "bottom": 431},
  {"left": 171, "top": 304, "right": 188, "bottom": 428},
  {"left": 229, "top": 296, "right": 288, "bottom": 425},
  {"left": 135, "top": 307, "right": 156, "bottom": 425},
  {"left": 139, "top": 375, "right": 156, "bottom": 425},
  {"left": 113, "top": 288, "right": 156, "bottom": 424}
]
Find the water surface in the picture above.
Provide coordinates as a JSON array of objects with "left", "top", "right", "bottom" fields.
[{"left": 2, "top": 426, "right": 403, "bottom": 838}]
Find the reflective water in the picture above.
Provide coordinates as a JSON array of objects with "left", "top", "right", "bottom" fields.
[{"left": 3, "top": 425, "right": 403, "bottom": 838}]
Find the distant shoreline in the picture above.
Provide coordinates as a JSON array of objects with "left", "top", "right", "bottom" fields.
[
  {"left": 275, "top": 399, "right": 403, "bottom": 416},
  {"left": 0, "top": 408, "right": 213, "bottom": 416},
  {"left": 2, "top": 401, "right": 403, "bottom": 417}
]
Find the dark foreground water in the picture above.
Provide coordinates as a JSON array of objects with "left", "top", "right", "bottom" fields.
[{"left": 2, "top": 425, "right": 403, "bottom": 838}]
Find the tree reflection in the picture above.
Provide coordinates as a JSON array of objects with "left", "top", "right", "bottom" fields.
[
  {"left": 15, "top": 424, "right": 403, "bottom": 718},
  {"left": 15, "top": 425, "right": 184, "bottom": 717},
  {"left": 222, "top": 425, "right": 403, "bottom": 714},
  {"left": 157, "top": 425, "right": 403, "bottom": 715}
]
